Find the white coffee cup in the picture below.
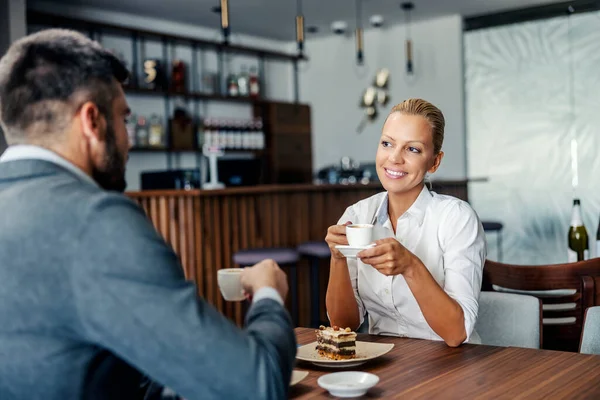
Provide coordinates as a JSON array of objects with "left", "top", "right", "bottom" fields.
[
  {"left": 217, "top": 268, "right": 245, "bottom": 301},
  {"left": 346, "top": 224, "right": 374, "bottom": 247}
]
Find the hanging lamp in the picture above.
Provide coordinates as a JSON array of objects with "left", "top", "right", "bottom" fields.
[
  {"left": 220, "top": 0, "right": 230, "bottom": 44},
  {"left": 296, "top": 0, "right": 305, "bottom": 55},
  {"left": 355, "top": 0, "right": 364, "bottom": 65},
  {"left": 401, "top": 2, "right": 414, "bottom": 75}
]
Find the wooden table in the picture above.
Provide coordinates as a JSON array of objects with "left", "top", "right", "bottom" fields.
[{"left": 292, "top": 327, "right": 600, "bottom": 399}]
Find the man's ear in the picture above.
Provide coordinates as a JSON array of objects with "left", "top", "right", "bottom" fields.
[
  {"left": 78, "top": 102, "right": 104, "bottom": 145},
  {"left": 428, "top": 151, "right": 444, "bottom": 174}
]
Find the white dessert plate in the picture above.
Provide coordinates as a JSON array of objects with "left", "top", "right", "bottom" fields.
[
  {"left": 317, "top": 371, "right": 379, "bottom": 398},
  {"left": 334, "top": 244, "right": 375, "bottom": 259},
  {"left": 296, "top": 341, "right": 394, "bottom": 368},
  {"left": 290, "top": 370, "right": 309, "bottom": 386}
]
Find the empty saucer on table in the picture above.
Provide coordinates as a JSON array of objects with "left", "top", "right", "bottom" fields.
[
  {"left": 290, "top": 370, "right": 309, "bottom": 386},
  {"left": 317, "top": 371, "right": 379, "bottom": 398},
  {"left": 334, "top": 244, "right": 375, "bottom": 259},
  {"left": 296, "top": 341, "right": 394, "bottom": 368}
]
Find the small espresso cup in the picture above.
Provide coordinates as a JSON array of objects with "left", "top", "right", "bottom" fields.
[
  {"left": 217, "top": 268, "right": 246, "bottom": 301},
  {"left": 346, "top": 224, "right": 374, "bottom": 247}
]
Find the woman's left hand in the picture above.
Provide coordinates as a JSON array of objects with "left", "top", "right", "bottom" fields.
[{"left": 356, "top": 238, "right": 417, "bottom": 276}]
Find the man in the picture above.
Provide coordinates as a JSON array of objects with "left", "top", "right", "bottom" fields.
[{"left": 0, "top": 29, "right": 296, "bottom": 399}]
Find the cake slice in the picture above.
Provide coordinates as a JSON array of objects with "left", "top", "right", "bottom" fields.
[{"left": 315, "top": 325, "right": 357, "bottom": 360}]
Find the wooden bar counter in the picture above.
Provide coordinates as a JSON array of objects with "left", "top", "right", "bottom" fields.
[{"left": 127, "top": 181, "right": 468, "bottom": 326}]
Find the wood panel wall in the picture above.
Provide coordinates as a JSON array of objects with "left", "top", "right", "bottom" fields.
[{"left": 128, "top": 182, "right": 468, "bottom": 326}]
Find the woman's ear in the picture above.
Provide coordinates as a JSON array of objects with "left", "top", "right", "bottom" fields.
[{"left": 428, "top": 151, "right": 444, "bottom": 174}]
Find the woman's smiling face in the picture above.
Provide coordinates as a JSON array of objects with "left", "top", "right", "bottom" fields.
[{"left": 376, "top": 112, "right": 443, "bottom": 196}]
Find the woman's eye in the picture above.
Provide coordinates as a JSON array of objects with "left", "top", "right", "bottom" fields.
[
  {"left": 381, "top": 141, "right": 392, "bottom": 148},
  {"left": 408, "top": 146, "right": 421, "bottom": 153}
]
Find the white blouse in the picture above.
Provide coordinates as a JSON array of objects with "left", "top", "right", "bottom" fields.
[{"left": 337, "top": 186, "right": 486, "bottom": 343}]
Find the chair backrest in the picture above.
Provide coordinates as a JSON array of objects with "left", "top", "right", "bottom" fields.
[
  {"left": 476, "top": 291, "right": 541, "bottom": 349},
  {"left": 483, "top": 258, "right": 600, "bottom": 352},
  {"left": 580, "top": 306, "right": 600, "bottom": 355}
]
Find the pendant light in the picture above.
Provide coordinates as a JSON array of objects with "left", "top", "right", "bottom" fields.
[
  {"left": 355, "top": 0, "right": 364, "bottom": 65},
  {"left": 220, "top": 0, "right": 230, "bottom": 44},
  {"left": 401, "top": 2, "right": 414, "bottom": 75},
  {"left": 296, "top": 0, "right": 305, "bottom": 55}
]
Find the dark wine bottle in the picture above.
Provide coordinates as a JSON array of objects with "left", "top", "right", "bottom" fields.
[{"left": 568, "top": 199, "right": 589, "bottom": 262}]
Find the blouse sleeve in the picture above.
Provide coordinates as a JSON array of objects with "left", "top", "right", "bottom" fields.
[{"left": 439, "top": 201, "right": 487, "bottom": 342}]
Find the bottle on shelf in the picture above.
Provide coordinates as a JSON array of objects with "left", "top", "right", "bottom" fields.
[
  {"left": 148, "top": 114, "right": 165, "bottom": 148},
  {"left": 225, "top": 119, "right": 235, "bottom": 149},
  {"left": 171, "top": 59, "right": 187, "bottom": 93},
  {"left": 238, "top": 66, "right": 249, "bottom": 97},
  {"left": 233, "top": 120, "right": 243, "bottom": 149},
  {"left": 126, "top": 113, "right": 137, "bottom": 147},
  {"left": 196, "top": 118, "right": 205, "bottom": 148},
  {"left": 568, "top": 199, "right": 589, "bottom": 262},
  {"left": 217, "top": 119, "right": 228, "bottom": 148},
  {"left": 241, "top": 120, "right": 251, "bottom": 150},
  {"left": 227, "top": 74, "right": 239, "bottom": 97},
  {"left": 256, "top": 118, "right": 265, "bottom": 150},
  {"left": 251, "top": 119, "right": 260, "bottom": 149},
  {"left": 136, "top": 116, "right": 149, "bottom": 147},
  {"left": 203, "top": 118, "right": 213, "bottom": 148},
  {"left": 249, "top": 66, "right": 260, "bottom": 98}
]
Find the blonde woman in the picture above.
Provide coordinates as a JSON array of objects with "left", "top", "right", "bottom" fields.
[{"left": 325, "top": 99, "right": 486, "bottom": 347}]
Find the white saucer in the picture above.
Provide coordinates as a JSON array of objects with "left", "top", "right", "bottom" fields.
[
  {"left": 317, "top": 371, "right": 379, "bottom": 398},
  {"left": 334, "top": 244, "right": 375, "bottom": 258}
]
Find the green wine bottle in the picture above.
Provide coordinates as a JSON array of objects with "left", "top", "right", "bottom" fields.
[{"left": 568, "top": 199, "right": 589, "bottom": 262}]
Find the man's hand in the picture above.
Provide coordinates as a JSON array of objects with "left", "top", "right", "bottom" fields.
[{"left": 240, "top": 259, "right": 288, "bottom": 301}]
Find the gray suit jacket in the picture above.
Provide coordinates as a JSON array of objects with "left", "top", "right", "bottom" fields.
[{"left": 0, "top": 159, "right": 296, "bottom": 400}]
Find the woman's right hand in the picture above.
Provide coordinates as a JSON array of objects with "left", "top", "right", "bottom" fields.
[{"left": 325, "top": 221, "right": 352, "bottom": 259}]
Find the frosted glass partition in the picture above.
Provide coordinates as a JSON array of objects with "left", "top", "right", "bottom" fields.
[{"left": 465, "top": 11, "right": 600, "bottom": 264}]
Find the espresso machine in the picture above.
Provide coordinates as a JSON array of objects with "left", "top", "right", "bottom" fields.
[{"left": 315, "top": 157, "right": 379, "bottom": 185}]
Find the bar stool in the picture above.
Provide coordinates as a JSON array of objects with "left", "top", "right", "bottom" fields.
[
  {"left": 297, "top": 241, "right": 331, "bottom": 328},
  {"left": 233, "top": 247, "right": 300, "bottom": 325},
  {"left": 482, "top": 221, "right": 504, "bottom": 262}
]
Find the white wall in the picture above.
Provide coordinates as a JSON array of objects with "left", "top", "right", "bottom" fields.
[
  {"left": 300, "top": 15, "right": 466, "bottom": 180},
  {"left": 29, "top": 1, "right": 295, "bottom": 191}
]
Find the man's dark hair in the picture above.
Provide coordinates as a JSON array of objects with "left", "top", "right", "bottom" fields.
[{"left": 0, "top": 29, "right": 128, "bottom": 144}]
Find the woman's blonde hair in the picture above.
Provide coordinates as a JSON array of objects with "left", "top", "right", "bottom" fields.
[{"left": 388, "top": 98, "right": 445, "bottom": 154}]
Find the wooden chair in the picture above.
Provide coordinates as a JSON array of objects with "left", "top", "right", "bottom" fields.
[{"left": 482, "top": 258, "right": 600, "bottom": 352}]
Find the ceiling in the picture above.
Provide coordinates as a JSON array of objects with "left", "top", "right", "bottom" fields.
[{"left": 48, "top": 0, "right": 568, "bottom": 40}]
